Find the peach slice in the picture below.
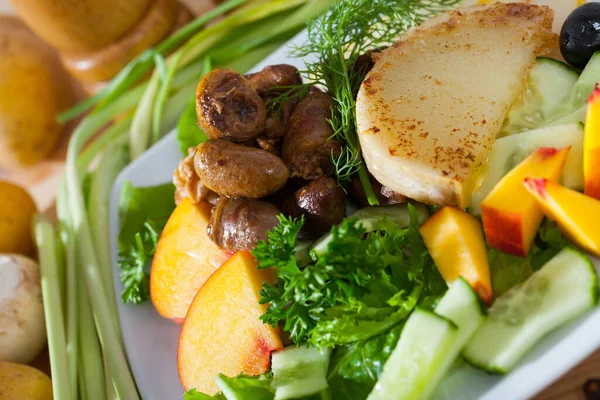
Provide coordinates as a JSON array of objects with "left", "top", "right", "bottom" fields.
[
  {"left": 420, "top": 207, "right": 493, "bottom": 304},
  {"left": 584, "top": 85, "right": 600, "bottom": 199},
  {"left": 150, "top": 198, "right": 232, "bottom": 321},
  {"left": 524, "top": 178, "right": 600, "bottom": 257},
  {"left": 178, "top": 251, "right": 283, "bottom": 394},
  {"left": 481, "top": 147, "right": 570, "bottom": 256}
]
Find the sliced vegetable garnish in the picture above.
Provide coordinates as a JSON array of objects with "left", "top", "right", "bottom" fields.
[
  {"left": 524, "top": 178, "right": 600, "bottom": 258},
  {"left": 463, "top": 247, "right": 598, "bottom": 374},
  {"left": 585, "top": 84, "right": 600, "bottom": 199}
]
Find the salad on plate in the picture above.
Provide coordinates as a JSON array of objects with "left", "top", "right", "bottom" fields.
[{"left": 35, "top": 0, "right": 600, "bottom": 399}]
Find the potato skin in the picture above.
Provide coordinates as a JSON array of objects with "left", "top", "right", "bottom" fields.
[
  {"left": 0, "top": 255, "right": 46, "bottom": 364},
  {"left": 10, "top": 0, "right": 151, "bottom": 52},
  {"left": 60, "top": 0, "right": 178, "bottom": 83},
  {"left": 0, "top": 361, "right": 53, "bottom": 400},
  {"left": 0, "top": 182, "right": 37, "bottom": 255},
  {"left": 0, "top": 17, "right": 74, "bottom": 168}
]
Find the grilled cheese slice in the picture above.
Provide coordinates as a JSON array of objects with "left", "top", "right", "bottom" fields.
[{"left": 356, "top": 2, "right": 556, "bottom": 207}]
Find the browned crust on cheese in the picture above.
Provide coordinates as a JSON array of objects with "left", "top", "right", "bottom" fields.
[{"left": 357, "top": 2, "right": 556, "bottom": 207}]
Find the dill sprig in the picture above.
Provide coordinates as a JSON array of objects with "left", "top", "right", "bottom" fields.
[{"left": 283, "top": 0, "right": 460, "bottom": 205}]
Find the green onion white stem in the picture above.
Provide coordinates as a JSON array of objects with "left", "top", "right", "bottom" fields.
[
  {"left": 89, "top": 141, "right": 129, "bottom": 332},
  {"left": 56, "top": 193, "right": 79, "bottom": 400},
  {"left": 34, "top": 215, "right": 70, "bottom": 400},
  {"left": 65, "top": 121, "right": 140, "bottom": 399},
  {"left": 78, "top": 280, "right": 106, "bottom": 400}
]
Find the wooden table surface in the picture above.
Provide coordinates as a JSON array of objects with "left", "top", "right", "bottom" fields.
[{"left": 0, "top": 0, "right": 598, "bottom": 399}]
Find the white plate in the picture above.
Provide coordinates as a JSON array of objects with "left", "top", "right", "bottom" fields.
[{"left": 110, "top": 30, "right": 600, "bottom": 400}]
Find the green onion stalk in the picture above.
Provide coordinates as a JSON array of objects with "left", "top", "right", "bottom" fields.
[{"left": 34, "top": 0, "right": 335, "bottom": 397}]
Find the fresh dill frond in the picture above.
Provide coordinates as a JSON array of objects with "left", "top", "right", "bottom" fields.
[
  {"left": 332, "top": 145, "right": 362, "bottom": 182},
  {"left": 265, "top": 83, "right": 313, "bottom": 113},
  {"left": 279, "top": 0, "right": 460, "bottom": 204}
]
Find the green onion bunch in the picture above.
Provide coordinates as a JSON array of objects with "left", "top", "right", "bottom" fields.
[{"left": 33, "top": 0, "right": 334, "bottom": 398}]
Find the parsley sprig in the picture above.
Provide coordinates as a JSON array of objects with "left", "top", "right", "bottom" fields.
[
  {"left": 118, "top": 221, "right": 160, "bottom": 304},
  {"left": 255, "top": 217, "right": 379, "bottom": 343},
  {"left": 253, "top": 205, "right": 446, "bottom": 346}
]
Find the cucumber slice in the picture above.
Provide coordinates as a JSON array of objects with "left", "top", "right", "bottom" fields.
[
  {"left": 271, "top": 345, "right": 330, "bottom": 400},
  {"left": 500, "top": 57, "right": 578, "bottom": 136},
  {"left": 470, "top": 123, "right": 584, "bottom": 215},
  {"left": 549, "top": 51, "right": 600, "bottom": 123},
  {"left": 367, "top": 308, "right": 457, "bottom": 400},
  {"left": 417, "top": 278, "right": 487, "bottom": 400},
  {"left": 310, "top": 203, "right": 430, "bottom": 258},
  {"left": 463, "top": 248, "right": 598, "bottom": 374},
  {"left": 548, "top": 105, "right": 587, "bottom": 127}
]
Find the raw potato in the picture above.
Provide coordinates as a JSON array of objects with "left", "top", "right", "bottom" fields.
[
  {"left": 0, "top": 361, "right": 52, "bottom": 400},
  {"left": 0, "top": 255, "right": 46, "bottom": 364},
  {"left": 9, "top": 0, "right": 151, "bottom": 52},
  {"left": 0, "top": 16, "right": 74, "bottom": 168},
  {"left": 0, "top": 181, "right": 37, "bottom": 255},
  {"left": 60, "top": 0, "right": 178, "bottom": 83}
]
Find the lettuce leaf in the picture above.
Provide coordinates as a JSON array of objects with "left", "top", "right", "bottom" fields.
[
  {"left": 184, "top": 388, "right": 226, "bottom": 400},
  {"left": 326, "top": 324, "right": 404, "bottom": 399},
  {"left": 117, "top": 181, "right": 176, "bottom": 303},
  {"left": 183, "top": 374, "right": 272, "bottom": 399},
  {"left": 177, "top": 97, "right": 208, "bottom": 155},
  {"left": 489, "top": 219, "right": 568, "bottom": 297}
]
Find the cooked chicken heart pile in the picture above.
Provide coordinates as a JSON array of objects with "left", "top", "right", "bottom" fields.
[{"left": 174, "top": 64, "right": 404, "bottom": 251}]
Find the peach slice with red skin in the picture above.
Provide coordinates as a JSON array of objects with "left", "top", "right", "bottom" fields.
[
  {"left": 420, "top": 206, "right": 493, "bottom": 305},
  {"left": 177, "top": 251, "right": 283, "bottom": 394},
  {"left": 524, "top": 178, "right": 600, "bottom": 257},
  {"left": 584, "top": 84, "right": 600, "bottom": 199},
  {"left": 150, "top": 198, "right": 232, "bottom": 321},
  {"left": 481, "top": 147, "right": 570, "bottom": 257}
]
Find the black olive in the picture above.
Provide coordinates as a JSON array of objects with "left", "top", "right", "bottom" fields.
[{"left": 560, "top": 3, "right": 600, "bottom": 70}]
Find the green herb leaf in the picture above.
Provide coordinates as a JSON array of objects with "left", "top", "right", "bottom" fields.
[
  {"left": 177, "top": 97, "right": 208, "bottom": 155},
  {"left": 253, "top": 215, "right": 305, "bottom": 270},
  {"left": 487, "top": 248, "right": 535, "bottom": 298},
  {"left": 117, "top": 181, "right": 176, "bottom": 304},
  {"left": 184, "top": 374, "right": 274, "bottom": 400},
  {"left": 489, "top": 219, "right": 569, "bottom": 297},
  {"left": 308, "top": 285, "right": 420, "bottom": 347},
  {"left": 118, "top": 222, "right": 159, "bottom": 304},
  {"left": 184, "top": 388, "right": 226, "bottom": 400},
  {"left": 257, "top": 217, "right": 377, "bottom": 343},
  {"left": 216, "top": 374, "right": 275, "bottom": 400},
  {"left": 255, "top": 204, "right": 445, "bottom": 346},
  {"left": 327, "top": 323, "right": 404, "bottom": 399}
]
